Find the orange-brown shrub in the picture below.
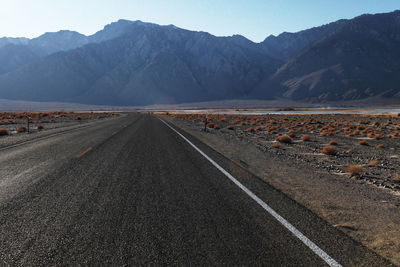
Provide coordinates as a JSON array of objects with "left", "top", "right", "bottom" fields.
[
  {"left": 373, "top": 133, "right": 385, "bottom": 140},
  {"left": 275, "top": 135, "right": 292, "bottom": 144},
  {"left": 37, "top": 125, "right": 44, "bottom": 130},
  {"left": 322, "top": 145, "right": 337, "bottom": 155},
  {"left": 0, "top": 128, "right": 8, "bottom": 136},
  {"left": 247, "top": 127, "right": 255, "bottom": 132},
  {"left": 329, "top": 140, "right": 338, "bottom": 146},
  {"left": 377, "top": 144, "right": 385, "bottom": 148},
  {"left": 213, "top": 124, "right": 220, "bottom": 130},
  {"left": 272, "top": 143, "right": 281, "bottom": 148},
  {"left": 346, "top": 165, "right": 364, "bottom": 175},
  {"left": 367, "top": 160, "right": 379, "bottom": 166},
  {"left": 226, "top": 125, "right": 234, "bottom": 130},
  {"left": 206, "top": 122, "right": 215, "bottom": 128},
  {"left": 301, "top": 134, "right": 311, "bottom": 141},
  {"left": 357, "top": 140, "right": 369, "bottom": 146},
  {"left": 16, "top": 127, "right": 27, "bottom": 133}
]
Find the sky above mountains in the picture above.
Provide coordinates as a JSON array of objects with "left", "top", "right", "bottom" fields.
[{"left": 1, "top": 0, "right": 399, "bottom": 42}]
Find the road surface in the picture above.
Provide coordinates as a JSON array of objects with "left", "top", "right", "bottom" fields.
[{"left": 0, "top": 113, "right": 390, "bottom": 266}]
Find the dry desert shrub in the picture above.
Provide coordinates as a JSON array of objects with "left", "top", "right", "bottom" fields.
[
  {"left": 213, "top": 124, "right": 220, "bottom": 130},
  {"left": 346, "top": 165, "right": 364, "bottom": 175},
  {"left": 37, "top": 125, "right": 44, "bottom": 130},
  {"left": 247, "top": 127, "right": 255, "bottom": 132},
  {"left": 367, "top": 160, "right": 379, "bottom": 166},
  {"left": 377, "top": 144, "right": 385, "bottom": 148},
  {"left": 393, "top": 173, "right": 400, "bottom": 182},
  {"left": 16, "top": 126, "right": 27, "bottom": 133},
  {"left": 329, "top": 140, "right": 338, "bottom": 146},
  {"left": 322, "top": 145, "right": 337, "bottom": 155},
  {"left": 373, "top": 133, "right": 385, "bottom": 140},
  {"left": 226, "top": 125, "right": 234, "bottom": 130},
  {"left": 357, "top": 140, "right": 369, "bottom": 146},
  {"left": 0, "top": 128, "right": 8, "bottom": 136},
  {"left": 272, "top": 143, "right": 281, "bottom": 149},
  {"left": 301, "top": 134, "right": 311, "bottom": 141},
  {"left": 206, "top": 122, "right": 215, "bottom": 128},
  {"left": 275, "top": 135, "right": 292, "bottom": 144}
]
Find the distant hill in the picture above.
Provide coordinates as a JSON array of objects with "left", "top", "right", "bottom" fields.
[{"left": 0, "top": 10, "right": 399, "bottom": 106}]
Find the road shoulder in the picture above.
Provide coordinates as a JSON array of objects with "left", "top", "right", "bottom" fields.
[{"left": 162, "top": 114, "right": 400, "bottom": 265}]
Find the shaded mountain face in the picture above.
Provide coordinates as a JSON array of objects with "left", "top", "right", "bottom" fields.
[
  {"left": 0, "top": 10, "right": 400, "bottom": 105},
  {"left": 260, "top": 20, "right": 347, "bottom": 61},
  {"left": 0, "top": 23, "right": 280, "bottom": 105},
  {"left": 270, "top": 10, "right": 400, "bottom": 102}
]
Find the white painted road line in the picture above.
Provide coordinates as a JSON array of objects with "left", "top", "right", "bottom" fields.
[{"left": 159, "top": 118, "right": 342, "bottom": 267}]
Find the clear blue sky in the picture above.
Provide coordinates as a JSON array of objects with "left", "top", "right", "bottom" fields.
[{"left": 1, "top": 0, "right": 399, "bottom": 42}]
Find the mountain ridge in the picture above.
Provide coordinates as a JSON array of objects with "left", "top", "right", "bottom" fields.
[{"left": 0, "top": 10, "right": 399, "bottom": 106}]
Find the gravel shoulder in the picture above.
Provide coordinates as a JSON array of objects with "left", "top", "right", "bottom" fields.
[{"left": 162, "top": 113, "right": 400, "bottom": 265}]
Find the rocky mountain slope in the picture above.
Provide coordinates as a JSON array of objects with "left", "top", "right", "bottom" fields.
[
  {"left": 270, "top": 10, "right": 400, "bottom": 102},
  {"left": 0, "top": 10, "right": 399, "bottom": 105}
]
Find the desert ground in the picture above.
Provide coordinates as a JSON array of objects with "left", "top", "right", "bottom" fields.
[
  {"left": 0, "top": 111, "right": 121, "bottom": 147},
  {"left": 162, "top": 111, "right": 400, "bottom": 264}
]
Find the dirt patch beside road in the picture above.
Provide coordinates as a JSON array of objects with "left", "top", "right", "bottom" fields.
[{"left": 162, "top": 113, "right": 400, "bottom": 265}]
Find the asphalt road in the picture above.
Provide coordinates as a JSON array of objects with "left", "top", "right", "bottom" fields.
[{"left": 0, "top": 113, "right": 391, "bottom": 266}]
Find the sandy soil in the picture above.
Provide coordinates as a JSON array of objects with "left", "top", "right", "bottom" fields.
[{"left": 162, "top": 112, "right": 400, "bottom": 265}]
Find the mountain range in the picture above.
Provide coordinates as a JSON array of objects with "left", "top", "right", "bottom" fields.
[{"left": 0, "top": 10, "right": 399, "bottom": 106}]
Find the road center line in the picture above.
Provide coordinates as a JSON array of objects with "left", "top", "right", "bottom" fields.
[
  {"left": 159, "top": 118, "right": 342, "bottom": 267},
  {"left": 76, "top": 147, "right": 93, "bottom": 158}
]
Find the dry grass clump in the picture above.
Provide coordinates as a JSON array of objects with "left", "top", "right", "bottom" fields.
[
  {"left": 346, "top": 165, "right": 364, "bottom": 175},
  {"left": 367, "top": 160, "right": 379, "bottom": 166},
  {"left": 16, "top": 126, "right": 27, "bottom": 133},
  {"left": 357, "top": 140, "right": 369, "bottom": 146},
  {"left": 301, "top": 134, "right": 310, "bottom": 141},
  {"left": 0, "top": 128, "right": 8, "bottom": 136},
  {"left": 322, "top": 145, "right": 337, "bottom": 155},
  {"left": 206, "top": 122, "right": 215, "bottom": 128},
  {"left": 393, "top": 173, "right": 400, "bottom": 182},
  {"left": 37, "top": 125, "right": 44, "bottom": 130},
  {"left": 377, "top": 144, "right": 385, "bottom": 148},
  {"left": 247, "top": 127, "right": 255, "bottom": 132},
  {"left": 275, "top": 135, "right": 292, "bottom": 144},
  {"left": 213, "top": 124, "right": 220, "bottom": 130},
  {"left": 272, "top": 143, "right": 281, "bottom": 148},
  {"left": 226, "top": 125, "right": 234, "bottom": 130},
  {"left": 329, "top": 140, "right": 338, "bottom": 146}
]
